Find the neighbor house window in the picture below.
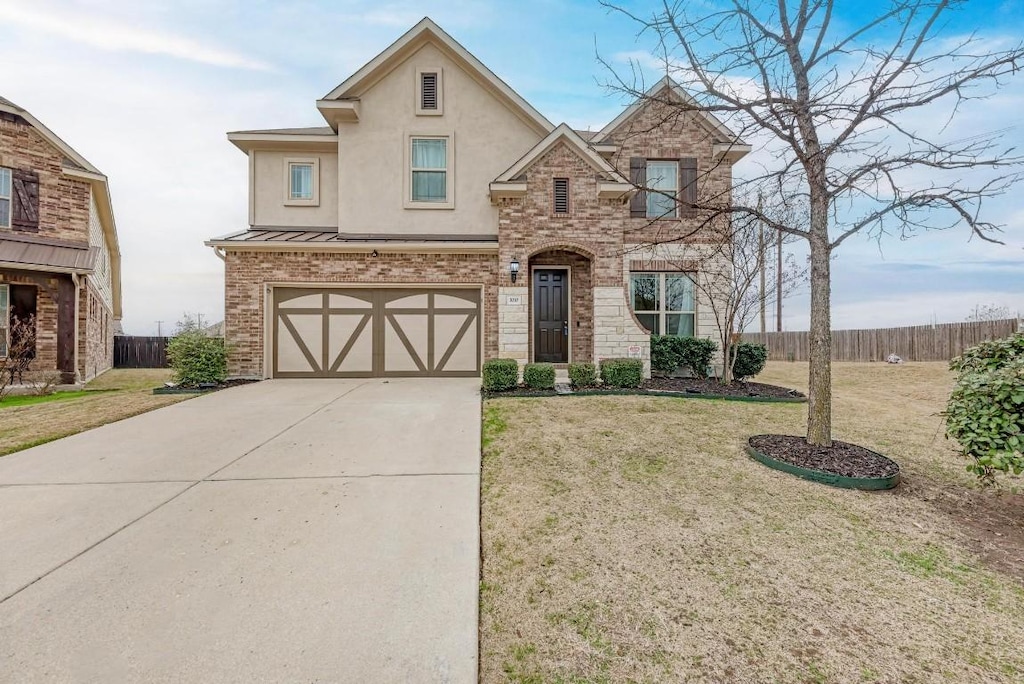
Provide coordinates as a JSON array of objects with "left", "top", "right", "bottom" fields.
[
  {"left": 0, "top": 167, "right": 10, "bottom": 229},
  {"left": 410, "top": 137, "right": 448, "bottom": 202},
  {"left": 646, "top": 161, "right": 678, "bottom": 218},
  {"left": 416, "top": 68, "right": 444, "bottom": 115},
  {"left": 0, "top": 284, "right": 8, "bottom": 357},
  {"left": 553, "top": 178, "right": 569, "bottom": 214},
  {"left": 629, "top": 272, "right": 695, "bottom": 336},
  {"left": 283, "top": 158, "right": 319, "bottom": 206}
]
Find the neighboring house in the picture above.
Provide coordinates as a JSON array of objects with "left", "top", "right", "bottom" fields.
[
  {"left": 207, "top": 18, "right": 748, "bottom": 379},
  {"left": 0, "top": 96, "right": 122, "bottom": 383}
]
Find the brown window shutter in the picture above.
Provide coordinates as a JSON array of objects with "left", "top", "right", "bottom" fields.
[
  {"left": 629, "top": 157, "right": 646, "bottom": 217},
  {"left": 11, "top": 169, "right": 40, "bottom": 232},
  {"left": 680, "top": 158, "right": 697, "bottom": 216},
  {"left": 421, "top": 73, "right": 438, "bottom": 110},
  {"left": 553, "top": 178, "right": 569, "bottom": 214}
]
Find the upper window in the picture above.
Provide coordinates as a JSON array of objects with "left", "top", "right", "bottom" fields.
[
  {"left": 646, "top": 161, "right": 678, "bottom": 219},
  {"left": 553, "top": 178, "right": 570, "bottom": 214},
  {"left": 410, "top": 137, "right": 448, "bottom": 203},
  {"left": 416, "top": 68, "right": 444, "bottom": 115},
  {"left": 0, "top": 284, "right": 8, "bottom": 357},
  {"left": 0, "top": 167, "right": 11, "bottom": 229},
  {"left": 629, "top": 272, "right": 696, "bottom": 336},
  {"left": 283, "top": 158, "right": 319, "bottom": 206}
]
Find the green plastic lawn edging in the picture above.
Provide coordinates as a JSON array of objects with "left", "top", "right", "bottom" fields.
[
  {"left": 483, "top": 388, "right": 807, "bottom": 404},
  {"left": 745, "top": 442, "right": 901, "bottom": 491}
]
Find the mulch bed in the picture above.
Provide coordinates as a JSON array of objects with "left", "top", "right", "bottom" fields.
[
  {"left": 153, "top": 379, "right": 259, "bottom": 395},
  {"left": 483, "top": 378, "right": 804, "bottom": 400},
  {"left": 749, "top": 434, "right": 900, "bottom": 479}
]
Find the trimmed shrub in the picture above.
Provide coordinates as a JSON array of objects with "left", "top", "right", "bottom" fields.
[
  {"left": 482, "top": 358, "right": 519, "bottom": 392},
  {"left": 166, "top": 330, "right": 227, "bottom": 386},
  {"left": 568, "top": 362, "right": 597, "bottom": 388},
  {"left": 599, "top": 358, "right": 644, "bottom": 388},
  {"left": 523, "top": 363, "right": 556, "bottom": 389},
  {"left": 731, "top": 343, "right": 768, "bottom": 380},
  {"left": 650, "top": 335, "right": 717, "bottom": 377},
  {"left": 945, "top": 333, "right": 1024, "bottom": 484}
]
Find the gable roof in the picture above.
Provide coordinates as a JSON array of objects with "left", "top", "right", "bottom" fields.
[
  {"left": 316, "top": 17, "right": 553, "bottom": 136},
  {"left": 494, "top": 123, "right": 628, "bottom": 183},
  {"left": 0, "top": 96, "right": 122, "bottom": 318},
  {"left": 592, "top": 76, "right": 746, "bottom": 147}
]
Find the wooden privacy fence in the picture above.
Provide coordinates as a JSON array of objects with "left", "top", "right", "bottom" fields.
[
  {"left": 742, "top": 318, "right": 1022, "bottom": 362},
  {"left": 114, "top": 336, "right": 169, "bottom": 368}
]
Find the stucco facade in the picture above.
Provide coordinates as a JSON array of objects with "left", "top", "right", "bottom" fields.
[{"left": 210, "top": 18, "right": 746, "bottom": 379}]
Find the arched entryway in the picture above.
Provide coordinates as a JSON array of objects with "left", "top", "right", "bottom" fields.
[{"left": 528, "top": 248, "right": 593, "bottom": 364}]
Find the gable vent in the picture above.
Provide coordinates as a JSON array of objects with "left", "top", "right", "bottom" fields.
[
  {"left": 421, "top": 73, "right": 438, "bottom": 110},
  {"left": 553, "top": 178, "right": 569, "bottom": 214}
]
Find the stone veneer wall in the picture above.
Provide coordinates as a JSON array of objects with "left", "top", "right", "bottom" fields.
[
  {"left": 0, "top": 114, "right": 92, "bottom": 244},
  {"left": 223, "top": 250, "right": 500, "bottom": 377}
]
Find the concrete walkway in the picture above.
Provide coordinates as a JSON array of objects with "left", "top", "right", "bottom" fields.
[{"left": 0, "top": 379, "right": 481, "bottom": 683}]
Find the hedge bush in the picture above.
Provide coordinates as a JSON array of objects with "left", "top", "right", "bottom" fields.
[
  {"left": 483, "top": 358, "right": 519, "bottom": 392},
  {"left": 651, "top": 335, "right": 717, "bottom": 377},
  {"left": 568, "top": 362, "right": 597, "bottom": 388},
  {"left": 166, "top": 330, "right": 227, "bottom": 386},
  {"left": 730, "top": 343, "right": 768, "bottom": 380},
  {"left": 945, "top": 333, "right": 1024, "bottom": 483},
  {"left": 599, "top": 358, "right": 644, "bottom": 388},
  {"left": 523, "top": 363, "right": 556, "bottom": 389}
]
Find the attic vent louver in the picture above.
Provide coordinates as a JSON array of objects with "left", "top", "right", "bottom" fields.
[
  {"left": 553, "top": 178, "right": 569, "bottom": 214},
  {"left": 421, "top": 73, "right": 438, "bottom": 110}
]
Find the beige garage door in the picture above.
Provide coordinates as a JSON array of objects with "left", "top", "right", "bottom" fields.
[{"left": 272, "top": 287, "right": 481, "bottom": 378}]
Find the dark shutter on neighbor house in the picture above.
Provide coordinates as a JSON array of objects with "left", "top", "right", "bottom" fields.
[
  {"left": 553, "top": 178, "right": 569, "bottom": 214},
  {"left": 11, "top": 169, "right": 40, "bottom": 232},
  {"left": 421, "top": 73, "right": 438, "bottom": 110},
  {"left": 679, "top": 157, "right": 697, "bottom": 216},
  {"left": 629, "top": 157, "right": 646, "bottom": 217}
]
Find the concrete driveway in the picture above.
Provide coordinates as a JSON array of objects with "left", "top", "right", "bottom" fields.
[{"left": 0, "top": 378, "right": 481, "bottom": 683}]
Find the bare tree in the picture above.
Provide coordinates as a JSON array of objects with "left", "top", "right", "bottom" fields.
[
  {"left": 966, "top": 303, "right": 1013, "bottom": 322},
  {"left": 603, "top": 0, "right": 1024, "bottom": 446},
  {"left": 0, "top": 315, "right": 37, "bottom": 400}
]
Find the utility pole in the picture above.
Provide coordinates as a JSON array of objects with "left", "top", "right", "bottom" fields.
[
  {"left": 758, "top": 197, "right": 767, "bottom": 334},
  {"left": 156, "top": 321, "right": 163, "bottom": 337},
  {"left": 776, "top": 228, "right": 783, "bottom": 332}
]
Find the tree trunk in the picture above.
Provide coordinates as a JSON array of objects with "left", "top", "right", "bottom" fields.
[{"left": 806, "top": 230, "right": 832, "bottom": 446}]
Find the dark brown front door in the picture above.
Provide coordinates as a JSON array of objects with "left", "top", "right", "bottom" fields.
[{"left": 533, "top": 269, "right": 568, "bottom": 363}]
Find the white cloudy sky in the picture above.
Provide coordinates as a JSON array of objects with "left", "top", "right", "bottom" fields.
[{"left": 1, "top": 0, "right": 1021, "bottom": 334}]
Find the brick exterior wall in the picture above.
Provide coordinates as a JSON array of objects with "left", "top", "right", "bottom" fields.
[
  {"left": 80, "top": 279, "right": 113, "bottom": 382},
  {"left": 0, "top": 114, "right": 92, "bottom": 245},
  {"left": 223, "top": 250, "right": 499, "bottom": 377}
]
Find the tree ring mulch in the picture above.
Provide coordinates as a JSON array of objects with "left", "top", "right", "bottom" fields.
[{"left": 746, "top": 434, "right": 901, "bottom": 490}]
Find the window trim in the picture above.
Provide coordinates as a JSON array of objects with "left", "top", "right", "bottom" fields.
[
  {"left": 552, "top": 177, "right": 570, "bottom": 215},
  {"left": 645, "top": 160, "right": 679, "bottom": 220},
  {"left": 0, "top": 283, "right": 8, "bottom": 358},
  {"left": 283, "top": 157, "right": 320, "bottom": 207},
  {"left": 416, "top": 67, "right": 444, "bottom": 116},
  {"left": 405, "top": 133, "right": 455, "bottom": 210},
  {"left": 628, "top": 271, "right": 697, "bottom": 337},
  {"left": 0, "top": 167, "right": 11, "bottom": 229}
]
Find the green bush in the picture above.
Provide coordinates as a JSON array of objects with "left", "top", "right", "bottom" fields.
[
  {"left": 599, "top": 358, "right": 644, "bottom": 388},
  {"left": 650, "top": 336, "right": 717, "bottom": 377},
  {"left": 568, "top": 362, "right": 597, "bottom": 388},
  {"left": 166, "top": 330, "right": 227, "bottom": 386},
  {"left": 483, "top": 358, "right": 519, "bottom": 391},
  {"left": 945, "top": 333, "right": 1024, "bottom": 484},
  {"left": 730, "top": 343, "right": 768, "bottom": 380},
  {"left": 523, "top": 363, "right": 556, "bottom": 389}
]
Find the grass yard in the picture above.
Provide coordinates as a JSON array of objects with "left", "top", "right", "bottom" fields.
[
  {"left": 480, "top": 362, "right": 1024, "bottom": 683},
  {"left": 0, "top": 369, "right": 188, "bottom": 456}
]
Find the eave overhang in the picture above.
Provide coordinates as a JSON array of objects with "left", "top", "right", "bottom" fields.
[{"left": 227, "top": 132, "right": 339, "bottom": 153}]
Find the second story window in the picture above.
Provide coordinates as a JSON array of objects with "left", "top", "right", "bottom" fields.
[
  {"left": 0, "top": 168, "right": 10, "bottom": 229},
  {"left": 630, "top": 157, "right": 698, "bottom": 219},
  {"left": 411, "top": 137, "right": 448, "bottom": 202},
  {"left": 646, "top": 161, "right": 678, "bottom": 219},
  {"left": 283, "top": 158, "right": 319, "bottom": 206}
]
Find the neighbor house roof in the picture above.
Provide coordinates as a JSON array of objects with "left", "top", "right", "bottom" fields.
[
  {"left": 316, "top": 17, "right": 554, "bottom": 136},
  {"left": 0, "top": 96, "right": 123, "bottom": 318}
]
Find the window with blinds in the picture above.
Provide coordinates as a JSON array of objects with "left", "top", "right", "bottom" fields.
[{"left": 553, "top": 178, "right": 569, "bottom": 214}]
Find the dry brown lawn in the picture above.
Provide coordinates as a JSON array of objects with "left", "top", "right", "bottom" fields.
[
  {"left": 480, "top": 362, "right": 1024, "bottom": 683},
  {"left": 0, "top": 369, "right": 187, "bottom": 455}
]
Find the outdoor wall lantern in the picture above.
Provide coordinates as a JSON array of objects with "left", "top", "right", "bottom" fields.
[{"left": 509, "top": 259, "right": 520, "bottom": 283}]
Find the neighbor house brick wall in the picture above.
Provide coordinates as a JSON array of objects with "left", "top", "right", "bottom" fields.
[
  {"left": 0, "top": 114, "right": 92, "bottom": 245},
  {"left": 79, "top": 279, "right": 113, "bottom": 382},
  {"left": 0, "top": 271, "right": 59, "bottom": 373},
  {"left": 223, "top": 250, "right": 500, "bottom": 377}
]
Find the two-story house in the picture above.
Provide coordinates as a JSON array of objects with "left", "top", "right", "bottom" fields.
[
  {"left": 0, "top": 97, "right": 121, "bottom": 384},
  {"left": 207, "top": 18, "right": 748, "bottom": 379}
]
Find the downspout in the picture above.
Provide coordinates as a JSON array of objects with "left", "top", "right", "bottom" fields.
[{"left": 71, "top": 273, "right": 82, "bottom": 384}]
